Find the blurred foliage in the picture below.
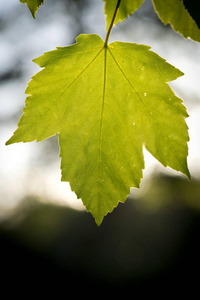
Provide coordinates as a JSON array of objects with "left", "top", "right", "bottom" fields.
[
  {"left": 1, "top": 174, "right": 200, "bottom": 289},
  {"left": 133, "top": 173, "right": 200, "bottom": 212}
]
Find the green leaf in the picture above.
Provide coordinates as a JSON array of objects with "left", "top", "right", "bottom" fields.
[
  {"left": 6, "top": 34, "right": 189, "bottom": 225},
  {"left": 20, "top": 0, "right": 45, "bottom": 18},
  {"left": 152, "top": 0, "right": 200, "bottom": 42},
  {"left": 182, "top": 0, "right": 200, "bottom": 29},
  {"left": 104, "top": 0, "right": 144, "bottom": 30}
]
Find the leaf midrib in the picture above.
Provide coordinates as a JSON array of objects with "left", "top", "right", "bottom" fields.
[{"left": 98, "top": 45, "right": 107, "bottom": 199}]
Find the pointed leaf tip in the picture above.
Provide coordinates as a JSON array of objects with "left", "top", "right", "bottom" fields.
[{"left": 20, "top": 0, "right": 45, "bottom": 18}]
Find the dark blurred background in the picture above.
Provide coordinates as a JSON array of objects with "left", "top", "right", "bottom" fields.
[
  {"left": 1, "top": 173, "right": 200, "bottom": 289},
  {"left": 0, "top": 0, "right": 200, "bottom": 289}
]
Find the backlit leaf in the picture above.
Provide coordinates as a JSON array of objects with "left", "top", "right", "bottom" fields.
[
  {"left": 152, "top": 0, "right": 200, "bottom": 42},
  {"left": 6, "top": 34, "right": 189, "bottom": 224},
  {"left": 104, "top": 0, "right": 144, "bottom": 30},
  {"left": 104, "top": 0, "right": 200, "bottom": 42},
  {"left": 20, "top": 0, "right": 45, "bottom": 18},
  {"left": 182, "top": 0, "right": 200, "bottom": 29}
]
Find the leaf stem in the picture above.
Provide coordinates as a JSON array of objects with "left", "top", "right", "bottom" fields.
[{"left": 104, "top": 0, "right": 121, "bottom": 46}]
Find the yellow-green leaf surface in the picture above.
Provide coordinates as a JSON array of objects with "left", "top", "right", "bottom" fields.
[
  {"left": 152, "top": 0, "right": 200, "bottom": 42},
  {"left": 104, "top": 0, "right": 144, "bottom": 30},
  {"left": 20, "top": 0, "right": 45, "bottom": 18},
  {"left": 6, "top": 34, "right": 189, "bottom": 225}
]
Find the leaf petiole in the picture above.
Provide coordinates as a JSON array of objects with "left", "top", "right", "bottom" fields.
[{"left": 104, "top": 0, "right": 121, "bottom": 46}]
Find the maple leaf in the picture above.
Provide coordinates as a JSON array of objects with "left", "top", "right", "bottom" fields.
[
  {"left": 6, "top": 34, "right": 189, "bottom": 225},
  {"left": 20, "top": 0, "right": 45, "bottom": 18},
  {"left": 104, "top": 0, "right": 144, "bottom": 30},
  {"left": 152, "top": 0, "right": 200, "bottom": 42},
  {"left": 182, "top": 0, "right": 200, "bottom": 29},
  {"left": 104, "top": 0, "right": 200, "bottom": 42}
]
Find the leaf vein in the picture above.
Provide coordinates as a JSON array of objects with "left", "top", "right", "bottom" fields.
[{"left": 32, "top": 47, "right": 104, "bottom": 119}]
